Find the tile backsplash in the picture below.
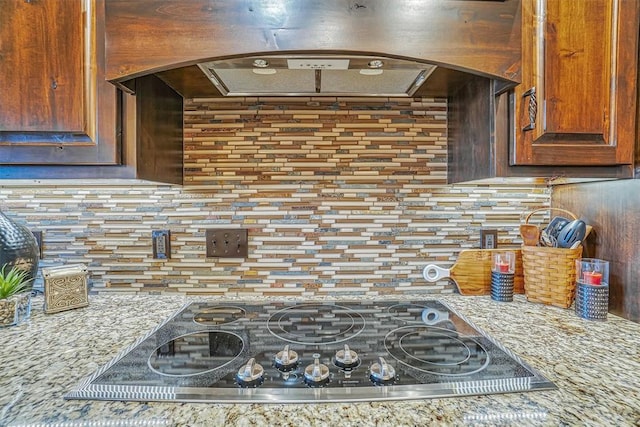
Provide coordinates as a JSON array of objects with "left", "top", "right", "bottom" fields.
[{"left": 0, "top": 97, "right": 549, "bottom": 296}]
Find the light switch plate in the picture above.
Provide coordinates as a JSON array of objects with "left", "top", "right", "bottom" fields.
[{"left": 206, "top": 229, "right": 248, "bottom": 258}]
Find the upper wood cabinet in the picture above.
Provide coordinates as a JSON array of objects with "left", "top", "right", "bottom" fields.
[
  {"left": 512, "top": 0, "right": 639, "bottom": 167},
  {"left": 448, "top": 0, "right": 639, "bottom": 184},
  {"left": 0, "top": 0, "right": 121, "bottom": 165}
]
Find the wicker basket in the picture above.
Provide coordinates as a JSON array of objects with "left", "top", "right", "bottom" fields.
[{"left": 521, "top": 207, "right": 584, "bottom": 308}]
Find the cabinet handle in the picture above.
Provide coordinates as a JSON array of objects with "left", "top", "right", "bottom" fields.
[{"left": 522, "top": 87, "right": 537, "bottom": 131}]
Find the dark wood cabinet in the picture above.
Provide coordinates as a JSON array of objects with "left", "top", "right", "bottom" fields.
[
  {"left": 512, "top": 0, "right": 639, "bottom": 167},
  {"left": 0, "top": 0, "right": 182, "bottom": 183},
  {"left": 449, "top": 0, "right": 639, "bottom": 183},
  {"left": 0, "top": 0, "right": 121, "bottom": 166}
]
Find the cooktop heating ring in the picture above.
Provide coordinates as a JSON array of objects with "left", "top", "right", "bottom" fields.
[
  {"left": 384, "top": 325, "right": 490, "bottom": 377},
  {"left": 148, "top": 330, "right": 245, "bottom": 377},
  {"left": 267, "top": 303, "right": 365, "bottom": 345}
]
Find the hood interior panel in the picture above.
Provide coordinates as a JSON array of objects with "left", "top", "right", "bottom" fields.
[
  {"left": 197, "top": 55, "right": 437, "bottom": 97},
  {"left": 156, "top": 65, "right": 488, "bottom": 100}
]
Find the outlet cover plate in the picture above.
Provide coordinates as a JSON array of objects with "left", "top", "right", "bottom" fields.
[
  {"left": 206, "top": 229, "right": 248, "bottom": 258},
  {"left": 480, "top": 229, "right": 498, "bottom": 249},
  {"left": 152, "top": 230, "right": 171, "bottom": 259}
]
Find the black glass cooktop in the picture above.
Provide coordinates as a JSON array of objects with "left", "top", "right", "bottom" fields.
[{"left": 66, "top": 299, "right": 556, "bottom": 403}]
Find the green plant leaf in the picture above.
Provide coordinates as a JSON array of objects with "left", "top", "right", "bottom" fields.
[{"left": 0, "top": 264, "right": 33, "bottom": 299}]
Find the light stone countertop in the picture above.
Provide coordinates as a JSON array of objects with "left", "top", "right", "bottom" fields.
[{"left": 1, "top": 293, "right": 639, "bottom": 427}]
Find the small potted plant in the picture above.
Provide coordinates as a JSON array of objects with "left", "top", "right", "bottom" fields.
[{"left": 0, "top": 265, "right": 33, "bottom": 327}]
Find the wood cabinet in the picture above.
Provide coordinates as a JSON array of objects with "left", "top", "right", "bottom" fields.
[
  {"left": 449, "top": 0, "right": 639, "bottom": 183},
  {"left": 512, "top": 0, "right": 638, "bottom": 167},
  {"left": 553, "top": 180, "right": 640, "bottom": 322},
  {"left": 0, "top": 0, "right": 121, "bottom": 166},
  {"left": 0, "top": 0, "right": 183, "bottom": 183}
]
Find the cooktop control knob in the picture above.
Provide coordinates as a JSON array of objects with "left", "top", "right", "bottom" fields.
[
  {"left": 334, "top": 344, "right": 360, "bottom": 370},
  {"left": 274, "top": 344, "right": 299, "bottom": 371},
  {"left": 236, "top": 358, "right": 264, "bottom": 386},
  {"left": 369, "top": 357, "right": 396, "bottom": 384},
  {"left": 303, "top": 354, "right": 330, "bottom": 387}
]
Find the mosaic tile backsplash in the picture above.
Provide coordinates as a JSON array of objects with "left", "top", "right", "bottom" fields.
[{"left": 0, "top": 97, "right": 550, "bottom": 296}]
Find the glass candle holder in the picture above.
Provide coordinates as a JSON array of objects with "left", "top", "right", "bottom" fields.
[
  {"left": 575, "top": 258, "right": 610, "bottom": 320},
  {"left": 491, "top": 251, "right": 515, "bottom": 302},
  {"left": 492, "top": 251, "right": 515, "bottom": 274}
]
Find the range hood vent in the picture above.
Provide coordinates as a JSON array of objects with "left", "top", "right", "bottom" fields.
[{"left": 197, "top": 55, "right": 437, "bottom": 97}]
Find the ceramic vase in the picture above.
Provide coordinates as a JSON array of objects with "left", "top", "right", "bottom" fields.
[{"left": 0, "top": 210, "right": 39, "bottom": 290}]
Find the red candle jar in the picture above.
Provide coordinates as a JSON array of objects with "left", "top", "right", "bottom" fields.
[
  {"left": 576, "top": 258, "right": 609, "bottom": 287},
  {"left": 583, "top": 271, "right": 603, "bottom": 285},
  {"left": 492, "top": 251, "right": 515, "bottom": 274}
]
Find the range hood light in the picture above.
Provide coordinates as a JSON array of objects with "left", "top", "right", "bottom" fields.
[
  {"left": 252, "top": 59, "right": 270, "bottom": 68},
  {"left": 252, "top": 68, "right": 277, "bottom": 75},
  {"left": 367, "top": 60, "right": 384, "bottom": 69},
  {"left": 359, "top": 69, "right": 384, "bottom": 76}
]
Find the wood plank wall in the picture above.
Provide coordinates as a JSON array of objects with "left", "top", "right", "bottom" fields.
[{"left": 552, "top": 179, "right": 640, "bottom": 322}]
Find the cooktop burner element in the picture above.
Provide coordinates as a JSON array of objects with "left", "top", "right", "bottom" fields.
[
  {"left": 148, "top": 331, "right": 245, "bottom": 377},
  {"left": 267, "top": 303, "right": 365, "bottom": 345},
  {"left": 66, "top": 299, "right": 556, "bottom": 403},
  {"left": 384, "top": 326, "right": 489, "bottom": 376}
]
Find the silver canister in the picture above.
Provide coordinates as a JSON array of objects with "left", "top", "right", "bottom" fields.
[
  {"left": 574, "top": 282, "right": 609, "bottom": 321},
  {"left": 491, "top": 271, "right": 514, "bottom": 302}
]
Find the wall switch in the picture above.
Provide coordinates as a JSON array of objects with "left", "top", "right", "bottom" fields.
[
  {"left": 480, "top": 229, "right": 498, "bottom": 249},
  {"left": 152, "top": 230, "right": 171, "bottom": 259},
  {"left": 206, "top": 229, "right": 248, "bottom": 258}
]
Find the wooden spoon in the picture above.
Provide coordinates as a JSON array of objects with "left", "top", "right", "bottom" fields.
[{"left": 520, "top": 224, "right": 540, "bottom": 246}]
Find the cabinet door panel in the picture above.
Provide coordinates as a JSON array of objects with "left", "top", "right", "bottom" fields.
[
  {"left": 544, "top": 2, "right": 608, "bottom": 137},
  {"left": 513, "top": 0, "right": 638, "bottom": 166},
  {"left": 0, "top": 0, "right": 121, "bottom": 165},
  {"left": 0, "top": 1, "right": 84, "bottom": 132}
]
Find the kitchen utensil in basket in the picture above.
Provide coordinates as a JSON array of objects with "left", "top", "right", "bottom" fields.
[
  {"left": 522, "top": 207, "right": 578, "bottom": 247},
  {"left": 519, "top": 224, "right": 540, "bottom": 246},
  {"left": 520, "top": 207, "right": 584, "bottom": 308},
  {"left": 556, "top": 219, "right": 587, "bottom": 248}
]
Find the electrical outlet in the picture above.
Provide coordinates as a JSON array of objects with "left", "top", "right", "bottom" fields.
[
  {"left": 480, "top": 229, "right": 498, "bottom": 249},
  {"left": 206, "top": 229, "right": 248, "bottom": 258},
  {"left": 152, "top": 230, "right": 171, "bottom": 259}
]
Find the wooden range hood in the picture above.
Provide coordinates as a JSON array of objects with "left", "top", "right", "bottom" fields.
[{"left": 105, "top": 0, "right": 522, "bottom": 98}]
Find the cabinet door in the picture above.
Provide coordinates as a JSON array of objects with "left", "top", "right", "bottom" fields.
[
  {"left": 0, "top": 0, "right": 121, "bottom": 165},
  {"left": 512, "top": 0, "right": 638, "bottom": 166}
]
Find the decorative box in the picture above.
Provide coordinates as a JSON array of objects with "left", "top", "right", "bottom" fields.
[{"left": 42, "top": 264, "right": 89, "bottom": 314}]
